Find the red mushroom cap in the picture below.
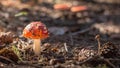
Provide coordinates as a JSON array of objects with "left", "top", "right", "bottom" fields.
[
  {"left": 23, "top": 22, "right": 49, "bottom": 39},
  {"left": 54, "top": 4, "right": 70, "bottom": 10},
  {"left": 71, "top": 6, "right": 88, "bottom": 12}
]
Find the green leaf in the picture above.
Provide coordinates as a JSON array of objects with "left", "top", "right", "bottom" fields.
[
  {"left": 15, "top": 11, "right": 28, "bottom": 17},
  {"left": 12, "top": 45, "right": 22, "bottom": 61}
]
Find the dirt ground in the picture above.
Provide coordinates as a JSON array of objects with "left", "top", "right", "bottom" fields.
[{"left": 0, "top": 0, "right": 120, "bottom": 68}]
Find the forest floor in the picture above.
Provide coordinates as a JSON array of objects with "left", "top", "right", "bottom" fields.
[{"left": 0, "top": 0, "right": 120, "bottom": 68}]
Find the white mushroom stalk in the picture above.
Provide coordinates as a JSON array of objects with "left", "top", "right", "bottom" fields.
[{"left": 33, "top": 39, "right": 41, "bottom": 55}]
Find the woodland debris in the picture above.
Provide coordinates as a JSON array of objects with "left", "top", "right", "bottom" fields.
[
  {"left": 0, "top": 48, "right": 19, "bottom": 64},
  {"left": 0, "top": 32, "right": 14, "bottom": 45},
  {"left": 100, "top": 42, "right": 119, "bottom": 58},
  {"left": 95, "top": 34, "right": 101, "bottom": 55},
  {"left": 93, "top": 23, "right": 120, "bottom": 34},
  {"left": 77, "top": 47, "right": 96, "bottom": 62},
  {"left": 71, "top": 27, "right": 92, "bottom": 35}
]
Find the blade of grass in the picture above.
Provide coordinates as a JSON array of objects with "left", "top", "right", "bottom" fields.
[{"left": 12, "top": 45, "right": 22, "bottom": 61}]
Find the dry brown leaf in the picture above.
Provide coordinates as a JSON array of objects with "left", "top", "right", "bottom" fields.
[
  {"left": 0, "top": 32, "right": 14, "bottom": 45},
  {"left": 0, "top": 48, "right": 19, "bottom": 63}
]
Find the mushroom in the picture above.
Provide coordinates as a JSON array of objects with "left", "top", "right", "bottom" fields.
[
  {"left": 53, "top": 4, "right": 70, "bottom": 20},
  {"left": 53, "top": 4, "right": 70, "bottom": 10},
  {"left": 70, "top": 6, "right": 88, "bottom": 19},
  {"left": 70, "top": 6, "right": 88, "bottom": 12},
  {"left": 23, "top": 22, "right": 49, "bottom": 55}
]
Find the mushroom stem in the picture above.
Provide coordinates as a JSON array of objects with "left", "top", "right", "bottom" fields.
[{"left": 33, "top": 39, "right": 41, "bottom": 56}]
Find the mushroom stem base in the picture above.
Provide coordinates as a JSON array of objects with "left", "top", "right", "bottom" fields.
[{"left": 33, "top": 39, "right": 41, "bottom": 56}]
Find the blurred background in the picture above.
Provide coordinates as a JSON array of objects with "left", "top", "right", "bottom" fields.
[{"left": 0, "top": 0, "right": 120, "bottom": 42}]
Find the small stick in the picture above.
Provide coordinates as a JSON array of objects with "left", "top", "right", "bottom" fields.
[
  {"left": 0, "top": 56, "right": 15, "bottom": 64},
  {"left": 69, "top": 31, "right": 74, "bottom": 45},
  {"left": 79, "top": 55, "right": 117, "bottom": 68},
  {"left": 79, "top": 56, "right": 94, "bottom": 64},
  {"left": 99, "top": 57, "right": 116, "bottom": 68},
  {"left": 18, "top": 60, "right": 39, "bottom": 67},
  {"left": 107, "top": 58, "right": 120, "bottom": 61},
  {"left": 71, "top": 27, "right": 93, "bottom": 35},
  {"left": 95, "top": 34, "right": 101, "bottom": 56},
  {"left": 64, "top": 43, "right": 68, "bottom": 52}
]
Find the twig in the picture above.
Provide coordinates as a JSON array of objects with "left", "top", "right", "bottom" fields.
[
  {"left": 95, "top": 35, "right": 101, "bottom": 56},
  {"left": 64, "top": 43, "right": 68, "bottom": 52},
  {"left": 107, "top": 58, "right": 120, "bottom": 61},
  {"left": 99, "top": 57, "right": 116, "bottom": 68},
  {"left": 0, "top": 56, "right": 15, "bottom": 64},
  {"left": 71, "top": 27, "right": 93, "bottom": 35},
  {"left": 78, "top": 56, "right": 95, "bottom": 64},
  {"left": 18, "top": 60, "right": 38, "bottom": 65},
  {"left": 78, "top": 55, "right": 117, "bottom": 68},
  {"left": 18, "top": 61, "right": 41, "bottom": 67},
  {"left": 69, "top": 31, "right": 74, "bottom": 45}
]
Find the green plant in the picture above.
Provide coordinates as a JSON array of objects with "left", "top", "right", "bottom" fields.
[{"left": 12, "top": 45, "right": 22, "bottom": 61}]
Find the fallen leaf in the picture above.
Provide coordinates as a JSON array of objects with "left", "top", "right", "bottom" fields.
[{"left": 0, "top": 32, "right": 14, "bottom": 45}]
